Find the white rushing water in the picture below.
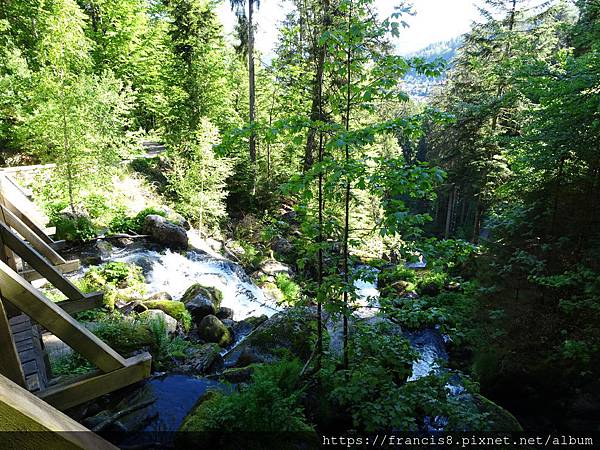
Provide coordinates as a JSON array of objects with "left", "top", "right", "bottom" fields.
[{"left": 113, "top": 248, "right": 280, "bottom": 320}]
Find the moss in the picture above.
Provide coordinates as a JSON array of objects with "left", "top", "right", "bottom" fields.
[
  {"left": 143, "top": 300, "right": 185, "bottom": 320},
  {"left": 242, "top": 308, "right": 321, "bottom": 362},
  {"left": 79, "top": 262, "right": 146, "bottom": 310}
]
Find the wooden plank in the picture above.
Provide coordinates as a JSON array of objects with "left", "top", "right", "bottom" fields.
[
  {"left": 39, "top": 352, "right": 152, "bottom": 411},
  {"left": 1, "top": 196, "right": 55, "bottom": 246},
  {"left": 0, "top": 163, "right": 56, "bottom": 174},
  {"left": 21, "top": 259, "right": 80, "bottom": 282},
  {"left": 12, "top": 329, "right": 31, "bottom": 344},
  {"left": 0, "top": 373, "right": 119, "bottom": 450},
  {"left": 0, "top": 223, "right": 84, "bottom": 302},
  {"left": 0, "top": 261, "right": 127, "bottom": 373},
  {"left": 54, "top": 293, "right": 104, "bottom": 315},
  {"left": 15, "top": 339, "right": 34, "bottom": 352},
  {"left": 0, "top": 175, "right": 49, "bottom": 229},
  {"left": 21, "top": 360, "right": 38, "bottom": 376},
  {"left": 0, "top": 205, "right": 66, "bottom": 265},
  {"left": 0, "top": 300, "right": 26, "bottom": 388}
]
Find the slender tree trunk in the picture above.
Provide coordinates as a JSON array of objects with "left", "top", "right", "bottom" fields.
[
  {"left": 472, "top": 196, "right": 481, "bottom": 243},
  {"left": 444, "top": 185, "right": 455, "bottom": 239},
  {"left": 316, "top": 0, "right": 330, "bottom": 370},
  {"left": 248, "top": 0, "right": 257, "bottom": 195},
  {"left": 266, "top": 86, "right": 277, "bottom": 187},
  {"left": 58, "top": 73, "right": 75, "bottom": 214},
  {"left": 304, "top": 35, "right": 327, "bottom": 172},
  {"left": 342, "top": 0, "right": 353, "bottom": 371}
]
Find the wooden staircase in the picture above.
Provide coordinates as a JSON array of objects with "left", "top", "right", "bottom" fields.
[{"left": 0, "top": 170, "right": 151, "bottom": 414}]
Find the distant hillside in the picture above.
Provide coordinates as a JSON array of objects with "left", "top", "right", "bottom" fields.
[{"left": 402, "top": 36, "right": 463, "bottom": 101}]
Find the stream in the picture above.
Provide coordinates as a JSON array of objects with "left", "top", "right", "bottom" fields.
[{"left": 65, "top": 240, "right": 457, "bottom": 439}]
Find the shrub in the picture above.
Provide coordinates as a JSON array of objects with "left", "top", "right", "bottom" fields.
[
  {"left": 330, "top": 321, "right": 417, "bottom": 431},
  {"left": 275, "top": 274, "right": 300, "bottom": 304},
  {"left": 52, "top": 214, "right": 97, "bottom": 242},
  {"left": 108, "top": 207, "right": 167, "bottom": 234},
  {"left": 179, "top": 359, "right": 314, "bottom": 445},
  {"left": 79, "top": 261, "right": 146, "bottom": 309}
]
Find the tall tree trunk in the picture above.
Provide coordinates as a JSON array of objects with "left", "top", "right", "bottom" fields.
[
  {"left": 342, "top": 0, "right": 353, "bottom": 371},
  {"left": 304, "top": 37, "right": 327, "bottom": 172},
  {"left": 248, "top": 0, "right": 257, "bottom": 195},
  {"left": 316, "top": 0, "right": 330, "bottom": 370}
]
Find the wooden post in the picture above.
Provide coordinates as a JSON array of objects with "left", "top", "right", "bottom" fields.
[{"left": 0, "top": 298, "right": 26, "bottom": 388}]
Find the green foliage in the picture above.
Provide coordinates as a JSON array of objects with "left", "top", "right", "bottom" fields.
[
  {"left": 80, "top": 262, "right": 146, "bottom": 309},
  {"left": 50, "top": 352, "right": 94, "bottom": 377},
  {"left": 329, "top": 321, "right": 417, "bottom": 431},
  {"left": 167, "top": 119, "right": 233, "bottom": 231},
  {"left": 109, "top": 207, "right": 167, "bottom": 234},
  {"left": 274, "top": 274, "right": 300, "bottom": 304},
  {"left": 51, "top": 213, "right": 97, "bottom": 242},
  {"left": 180, "top": 358, "right": 313, "bottom": 435}
]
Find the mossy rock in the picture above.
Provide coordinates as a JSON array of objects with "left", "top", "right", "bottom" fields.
[
  {"left": 199, "top": 315, "right": 233, "bottom": 347},
  {"left": 181, "top": 283, "right": 223, "bottom": 308},
  {"left": 80, "top": 262, "right": 146, "bottom": 310},
  {"left": 91, "top": 318, "right": 155, "bottom": 355},
  {"left": 224, "top": 308, "right": 320, "bottom": 367},
  {"left": 143, "top": 300, "right": 185, "bottom": 320},
  {"left": 260, "top": 281, "right": 284, "bottom": 303},
  {"left": 473, "top": 394, "right": 523, "bottom": 431},
  {"left": 219, "top": 365, "right": 259, "bottom": 383}
]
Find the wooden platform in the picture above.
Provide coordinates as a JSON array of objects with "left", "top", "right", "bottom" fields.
[{"left": 9, "top": 314, "right": 48, "bottom": 392}]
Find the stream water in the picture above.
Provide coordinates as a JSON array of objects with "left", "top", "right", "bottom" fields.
[
  {"left": 104, "top": 244, "right": 279, "bottom": 320},
  {"left": 73, "top": 240, "right": 455, "bottom": 437}
]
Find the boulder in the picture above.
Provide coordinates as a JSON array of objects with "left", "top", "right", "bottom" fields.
[
  {"left": 216, "top": 307, "right": 234, "bottom": 320},
  {"left": 198, "top": 315, "right": 233, "bottom": 347},
  {"left": 143, "top": 214, "right": 188, "bottom": 249},
  {"left": 224, "top": 308, "right": 318, "bottom": 368},
  {"left": 141, "top": 309, "right": 178, "bottom": 334},
  {"left": 181, "top": 283, "right": 223, "bottom": 308},
  {"left": 145, "top": 291, "right": 173, "bottom": 302},
  {"left": 219, "top": 365, "right": 257, "bottom": 384},
  {"left": 232, "top": 314, "right": 268, "bottom": 338},
  {"left": 143, "top": 299, "right": 186, "bottom": 323},
  {"left": 257, "top": 259, "right": 293, "bottom": 277},
  {"left": 117, "top": 300, "right": 147, "bottom": 315},
  {"left": 271, "top": 237, "right": 293, "bottom": 256},
  {"left": 178, "top": 343, "right": 224, "bottom": 375},
  {"left": 473, "top": 394, "right": 523, "bottom": 431},
  {"left": 185, "top": 295, "right": 217, "bottom": 324},
  {"left": 83, "top": 384, "right": 157, "bottom": 433}
]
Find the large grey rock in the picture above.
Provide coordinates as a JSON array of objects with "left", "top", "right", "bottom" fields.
[
  {"left": 143, "top": 214, "right": 188, "bottom": 249},
  {"left": 185, "top": 295, "right": 217, "bottom": 324},
  {"left": 178, "top": 343, "right": 224, "bottom": 375},
  {"left": 257, "top": 259, "right": 293, "bottom": 277},
  {"left": 224, "top": 308, "right": 318, "bottom": 368},
  {"left": 216, "top": 307, "right": 234, "bottom": 320},
  {"left": 181, "top": 283, "right": 223, "bottom": 308},
  {"left": 198, "top": 315, "right": 233, "bottom": 347},
  {"left": 145, "top": 291, "right": 173, "bottom": 302}
]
